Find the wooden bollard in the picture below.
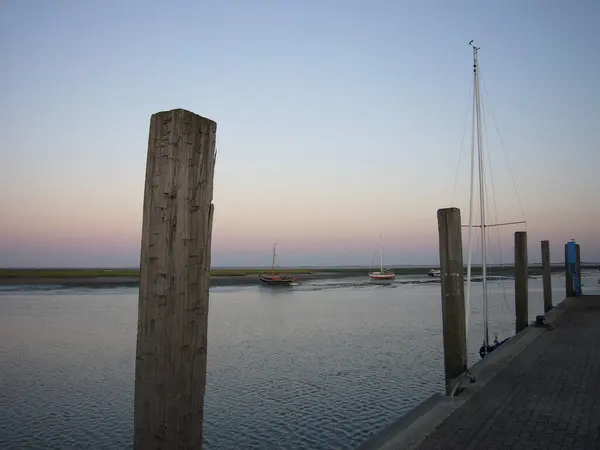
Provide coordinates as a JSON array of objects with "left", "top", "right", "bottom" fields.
[
  {"left": 437, "top": 207, "right": 467, "bottom": 395},
  {"left": 514, "top": 231, "right": 528, "bottom": 333},
  {"left": 541, "top": 240, "right": 552, "bottom": 313},
  {"left": 134, "top": 109, "right": 217, "bottom": 450},
  {"left": 565, "top": 244, "right": 574, "bottom": 298}
]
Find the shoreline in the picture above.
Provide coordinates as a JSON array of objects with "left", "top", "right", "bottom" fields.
[
  {"left": 0, "top": 272, "right": 365, "bottom": 288},
  {"left": 0, "top": 265, "right": 596, "bottom": 289}
]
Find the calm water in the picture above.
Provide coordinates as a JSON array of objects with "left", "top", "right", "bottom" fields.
[{"left": 1, "top": 272, "right": 598, "bottom": 449}]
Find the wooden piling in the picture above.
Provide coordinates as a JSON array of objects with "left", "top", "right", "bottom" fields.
[
  {"left": 514, "top": 231, "right": 528, "bottom": 334},
  {"left": 437, "top": 207, "right": 467, "bottom": 395},
  {"left": 565, "top": 244, "right": 574, "bottom": 298},
  {"left": 134, "top": 109, "right": 217, "bottom": 450},
  {"left": 541, "top": 240, "right": 552, "bottom": 313}
]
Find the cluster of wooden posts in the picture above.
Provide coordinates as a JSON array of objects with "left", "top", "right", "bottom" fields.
[
  {"left": 437, "top": 207, "right": 583, "bottom": 396},
  {"left": 130, "top": 109, "right": 585, "bottom": 449}
]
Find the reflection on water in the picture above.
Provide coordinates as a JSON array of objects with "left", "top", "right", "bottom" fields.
[{"left": 0, "top": 272, "right": 598, "bottom": 449}]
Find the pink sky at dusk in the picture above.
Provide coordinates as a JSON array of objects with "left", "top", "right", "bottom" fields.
[{"left": 2, "top": 175, "right": 598, "bottom": 268}]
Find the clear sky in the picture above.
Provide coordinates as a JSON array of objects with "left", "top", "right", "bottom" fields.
[{"left": 1, "top": 0, "right": 599, "bottom": 267}]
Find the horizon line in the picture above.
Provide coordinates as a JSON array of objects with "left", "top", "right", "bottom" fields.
[{"left": 2, "top": 262, "right": 599, "bottom": 270}]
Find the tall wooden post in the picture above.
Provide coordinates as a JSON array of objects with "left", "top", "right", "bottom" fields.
[
  {"left": 565, "top": 244, "right": 574, "bottom": 298},
  {"left": 134, "top": 109, "right": 217, "bottom": 450},
  {"left": 575, "top": 243, "right": 582, "bottom": 295},
  {"left": 514, "top": 231, "right": 528, "bottom": 333},
  {"left": 541, "top": 240, "right": 552, "bottom": 313},
  {"left": 437, "top": 207, "right": 467, "bottom": 395}
]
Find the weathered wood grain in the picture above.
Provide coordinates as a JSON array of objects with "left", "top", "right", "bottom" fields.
[
  {"left": 437, "top": 207, "right": 467, "bottom": 395},
  {"left": 134, "top": 109, "right": 217, "bottom": 450},
  {"left": 514, "top": 231, "right": 528, "bottom": 333},
  {"left": 541, "top": 240, "right": 552, "bottom": 313}
]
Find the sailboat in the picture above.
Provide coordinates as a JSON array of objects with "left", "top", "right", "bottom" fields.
[
  {"left": 368, "top": 236, "right": 395, "bottom": 281},
  {"left": 258, "top": 243, "right": 297, "bottom": 286},
  {"left": 463, "top": 41, "right": 526, "bottom": 359}
]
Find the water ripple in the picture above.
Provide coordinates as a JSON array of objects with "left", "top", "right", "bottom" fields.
[{"left": 1, "top": 273, "right": 598, "bottom": 449}]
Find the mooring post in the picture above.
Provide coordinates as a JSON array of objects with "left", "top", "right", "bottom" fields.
[
  {"left": 575, "top": 243, "right": 582, "bottom": 296},
  {"left": 437, "top": 207, "right": 467, "bottom": 395},
  {"left": 565, "top": 244, "right": 574, "bottom": 298},
  {"left": 541, "top": 240, "right": 552, "bottom": 313},
  {"left": 514, "top": 231, "right": 528, "bottom": 334},
  {"left": 134, "top": 109, "right": 217, "bottom": 450}
]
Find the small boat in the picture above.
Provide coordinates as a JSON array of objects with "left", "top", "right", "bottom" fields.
[
  {"left": 258, "top": 243, "right": 296, "bottom": 286},
  {"left": 259, "top": 273, "right": 295, "bottom": 285},
  {"left": 369, "top": 236, "right": 395, "bottom": 281},
  {"left": 479, "top": 335, "right": 510, "bottom": 358},
  {"left": 428, "top": 269, "right": 441, "bottom": 277}
]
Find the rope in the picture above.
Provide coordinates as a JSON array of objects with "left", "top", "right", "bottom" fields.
[
  {"left": 479, "top": 73, "right": 527, "bottom": 227},
  {"left": 451, "top": 80, "right": 474, "bottom": 205},
  {"left": 462, "top": 47, "right": 529, "bottom": 357},
  {"left": 479, "top": 73, "right": 516, "bottom": 338}
]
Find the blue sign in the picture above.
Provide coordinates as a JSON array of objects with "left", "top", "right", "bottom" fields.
[
  {"left": 567, "top": 241, "right": 577, "bottom": 264},
  {"left": 566, "top": 240, "right": 582, "bottom": 296}
]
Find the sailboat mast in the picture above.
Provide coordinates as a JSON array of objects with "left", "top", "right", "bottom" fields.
[
  {"left": 380, "top": 235, "right": 384, "bottom": 272},
  {"left": 465, "top": 48, "right": 477, "bottom": 338},
  {"left": 472, "top": 43, "right": 489, "bottom": 352},
  {"left": 272, "top": 243, "right": 277, "bottom": 274},
  {"left": 465, "top": 44, "right": 477, "bottom": 337}
]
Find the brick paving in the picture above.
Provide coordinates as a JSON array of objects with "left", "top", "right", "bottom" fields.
[{"left": 415, "top": 296, "right": 600, "bottom": 450}]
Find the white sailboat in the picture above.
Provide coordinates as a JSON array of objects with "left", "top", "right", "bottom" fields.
[
  {"left": 464, "top": 41, "right": 526, "bottom": 359},
  {"left": 369, "top": 235, "right": 395, "bottom": 281}
]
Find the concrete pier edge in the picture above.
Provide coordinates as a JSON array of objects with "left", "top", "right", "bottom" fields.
[{"left": 356, "top": 296, "right": 576, "bottom": 450}]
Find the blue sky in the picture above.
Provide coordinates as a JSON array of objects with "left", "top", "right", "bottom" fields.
[{"left": 1, "top": 0, "right": 599, "bottom": 267}]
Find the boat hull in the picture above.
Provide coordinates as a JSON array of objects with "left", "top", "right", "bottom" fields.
[
  {"left": 368, "top": 272, "right": 395, "bottom": 281},
  {"left": 479, "top": 337, "right": 509, "bottom": 359},
  {"left": 258, "top": 274, "right": 295, "bottom": 286}
]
